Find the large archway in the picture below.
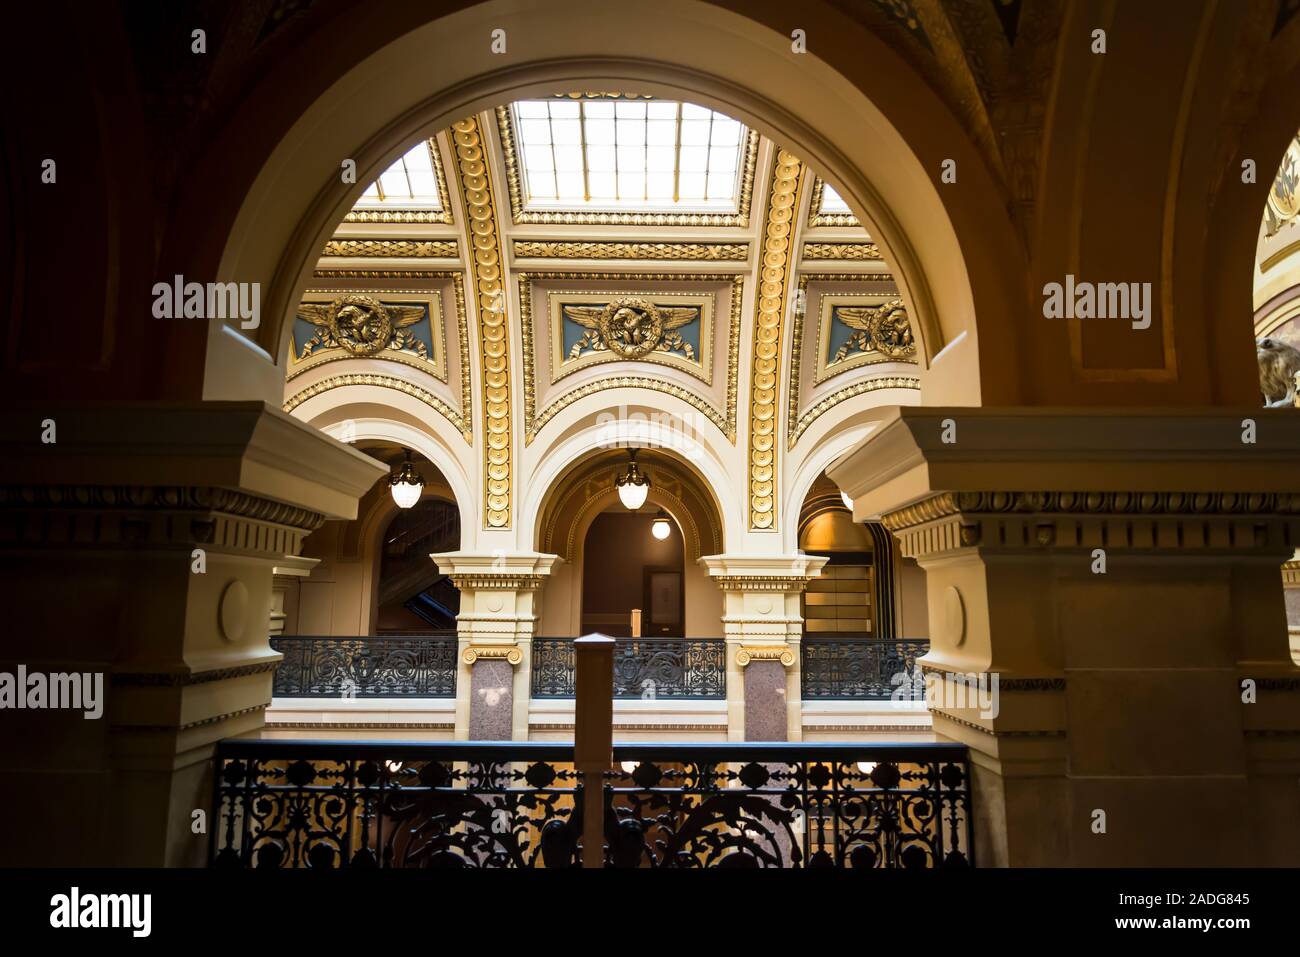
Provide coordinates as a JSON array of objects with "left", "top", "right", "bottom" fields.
[{"left": 199, "top": 0, "right": 1001, "bottom": 410}]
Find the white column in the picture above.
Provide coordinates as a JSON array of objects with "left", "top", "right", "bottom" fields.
[
  {"left": 699, "top": 554, "right": 827, "bottom": 741},
  {"left": 431, "top": 551, "right": 560, "bottom": 740}
]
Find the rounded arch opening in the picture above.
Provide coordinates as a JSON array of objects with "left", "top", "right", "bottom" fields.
[{"left": 204, "top": 0, "right": 992, "bottom": 406}]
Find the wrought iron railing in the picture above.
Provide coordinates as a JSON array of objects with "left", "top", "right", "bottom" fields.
[
  {"left": 209, "top": 739, "right": 973, "bottom": 868},
  {"left": 801, "top": 637, "right": 930, "bottom": 700},
  {"left": 531, "top": 637, "right": 726, "bottom": 699},
  {"left": 270, "top": 634, "right": 457, "bottom": 698}
]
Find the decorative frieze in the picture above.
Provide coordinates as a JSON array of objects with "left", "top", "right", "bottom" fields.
[
  {"left": 801, "top": 241, "right": 881, "bottom": 261},
  {"left": 513, "top": 240, "right": 748, "bottom": 261},
  {"left": 882, "top": 490, "right": 1300, "bottom": 559},
  {"left": 321, "top": 239, "right": 458, "bottom": 259}
]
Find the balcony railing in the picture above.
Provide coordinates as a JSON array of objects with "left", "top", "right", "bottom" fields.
[
  {"left": 270, "top": 634, "right": 457, "bottom": 698},
  {"left": 210, "top": 739, "right": 973, "bottom": 868},
  {"left": 531, "top": 637, "right": 726, "bottom": 699},
  {"left": 801, "top": 637, "right": 930, "bottom": 700}
]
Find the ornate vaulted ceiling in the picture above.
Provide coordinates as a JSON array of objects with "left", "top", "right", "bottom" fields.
[{"left": 285, "top": 94, "right": 921, "bottom": 532}]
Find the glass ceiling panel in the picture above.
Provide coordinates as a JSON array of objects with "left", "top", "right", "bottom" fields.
[
  {"left": 820, "top": 184, "right": 851, "bottom": 213},
  {"left": 511, "top": 97, "right": 747, "bottom": 210},
  {"left": 355, "top": 141, "right": 444, "bottom": 208}
]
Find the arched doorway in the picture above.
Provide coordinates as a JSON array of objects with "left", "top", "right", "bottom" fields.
[
  {"left": 288, "top": 443, "right": 462, "bottom": 636},
  {"left": 581, "top": 508, "right": 684, "bottom": 638},
  {"left": 534, "top": 446, "right": 725, "bottom": 638}
]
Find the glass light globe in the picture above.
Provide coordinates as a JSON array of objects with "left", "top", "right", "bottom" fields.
[
  {"left": 857, "top": 761, "right": 877, "bottom": 776},
  {"left": 651, "top": 512, "right": 671, "bottom": 540},
  {"left": 620, "top": 760, "right": 639, "bottom": 774},
  {"left": 614, "top": 449, "right": 651, "bottom": 510},
  {"left": 840, "top": 491, "right": 853, "bottom": 510},
  {"left": 618, "top": 481, "right": 649, "bottom": 510},
  {"left": 388, "top": 451, "right": 425, "bottom": 509}
]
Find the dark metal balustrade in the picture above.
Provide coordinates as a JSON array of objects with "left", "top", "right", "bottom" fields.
[
  {"left": 531, "top": 637, "right": 726, "bottom": 699},
  {"left": 270, "top": 634, "right": 457, "bottom": 698},
  {"left": 801, "top": 637, "right": 930, "bottom": 700},
  {"left": 210, "top": 739, "right": 973, "bottom": 868}
]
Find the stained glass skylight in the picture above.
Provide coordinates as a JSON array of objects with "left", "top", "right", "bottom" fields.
[
  {"left": 510, "top": 98, "right": 747, "bottom": 210},
  {"left": 355, "top": 140, "right": 445, "bottom": 208}
]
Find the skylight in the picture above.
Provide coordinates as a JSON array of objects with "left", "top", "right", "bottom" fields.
[
  {"left": 355, "top": 140, "right": 444, "bottom": 208},
  {"left": 820, "top": 184, "right": 851, "bottom": 213},
  {"left": 510, "top": 98, "right": 747, "bottom": 210}
]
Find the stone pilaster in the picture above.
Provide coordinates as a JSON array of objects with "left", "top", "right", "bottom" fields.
[
  {"left": 270, "top": 555, "right": 319, "bottom": 638},
  {"left": 0, "top": 402, "right": 387, "bottom": 866},
  {"left": 699, "top": 554, "right": 827, "bottom": 741},
  {"left": 431, "top": 551, "right": 560, "bottom": 740},
  {"left": 830, "top": 407, "right": 1300, "bottom": 867},
  {"left": 1283, "top": 553, "right": 1300, "bottom": 665}
]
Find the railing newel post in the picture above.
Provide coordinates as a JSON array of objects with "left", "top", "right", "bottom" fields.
[{"left": 573, "top": 634, "right": 615, "bottom": 868}]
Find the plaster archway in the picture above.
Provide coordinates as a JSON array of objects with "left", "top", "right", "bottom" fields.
[{"left": 201, "top": 0, "right": 998, "bottom": 407}]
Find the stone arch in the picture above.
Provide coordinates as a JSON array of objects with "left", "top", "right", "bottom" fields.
[{"left": 199, "top": 0, "right": 999, "bottom": 406}]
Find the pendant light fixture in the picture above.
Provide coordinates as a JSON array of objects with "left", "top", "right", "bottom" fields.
[
  {"left": 651, "top": 510, "right": 672, "bottom": 540},
  {"left": 614, "top": 448, "right": 651, "bottom": 510},
  {"left": 388, "top": 450, "right": 425, "bottom": 509}
]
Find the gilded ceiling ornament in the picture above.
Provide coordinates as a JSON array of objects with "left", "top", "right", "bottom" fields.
[
  {"left": 519, "top": 272, "right": 742, "bottom": 445},
  {"left": 801, "top": 242, "right": 881, "bottom": 261},
  {"left": 748, "top": 149, "right": 806, "bottom": 530},
  {"left": 562, "top": 298, "right": 700, "bottom": 360},
  {"left": 1265, "top": 136, "right": 1300, "bottom": 238},
  {"left": 295, "top": 295, "right": 427, "bottom": 358},
  {"left": 321, "top": 239, "right": 458, "bottom": 259},
  {"left": 452, "top": 114, "right": 512, "bottom": 528},
  {"left": 832, "top": 300, "right": 915, "bottom": 361},
  {"left": 513, "top": 240, "right": 748, "bottom": 261}
]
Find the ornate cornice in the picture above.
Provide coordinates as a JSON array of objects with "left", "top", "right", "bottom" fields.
[
  {"left": 0, "top": 485, "right": 326, "bottom": 533},
  {"left": 519, "top": 272, "right": 742, "bottom": 443},
  {"left": 920, "top": 666, "right": 1065, "bottom": 693},
  {"left": 736, "top": 645, "right": 796, "bottom": 668},
  {"left": 748, "top": 149, "right": 805, "bottom": 530},
  {"left": 452, "top": 115, "right": 512, "bottom": 528},
  {"left": 321, "top": 239, "right": 458, "bottom": 259},
  {"left": 801, "top": 242, "right": 882, "bottom": 261},
  {"left": 513, "top": 240, "right": 748, "bottom": 261},
  {"left": 283, "top": 372, "right": 471, "bottom": 441},
  {"left": 883, "top": 490, "right": 1300, "bottom": 559},
  {"left": 496, "top": 104, "right": 759, "bottom": 227},
  {"left": 462, "top": 645, "right": 523, "bottom": 665},
  {"left": 112, "top": 660, "right": 280, "bottom": 687}
]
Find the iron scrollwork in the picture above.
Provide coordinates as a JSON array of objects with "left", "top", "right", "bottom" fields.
[
  {"left": 800, "top": 637, "right": 929, "bottom": 700},
  {"left": 531, "top": 637, "right": 726, "bottom": 699},
  {"left": 271, "top": 635, "right": 457, "bottom": 698}
]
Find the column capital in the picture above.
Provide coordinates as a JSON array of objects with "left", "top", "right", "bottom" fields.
[
  {"left": 698, "top": 553, "right": 829, "bottom": 592},
  {"left": 432, "top": 550, "right": 561, "bottom": 590}
]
